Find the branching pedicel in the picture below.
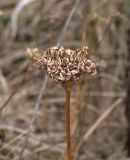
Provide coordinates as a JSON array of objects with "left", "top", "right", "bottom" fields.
[{"left": 27, "top": 46, "right": 97, "bottom": 160}]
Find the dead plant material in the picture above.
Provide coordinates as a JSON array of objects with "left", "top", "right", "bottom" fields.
[
  {"left": 125, "top": 28, "right": 130, "bottom": 157},
  {"left": 75, "top": 98, "right": 123, "bottom": 158},
  {"left": 27, "top": 45, "right": 97, "bottom": 160}
]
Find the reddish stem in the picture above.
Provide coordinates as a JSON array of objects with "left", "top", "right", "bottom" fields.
[{"left": 65, "top": 86, "right": 73, "bottom": 160}]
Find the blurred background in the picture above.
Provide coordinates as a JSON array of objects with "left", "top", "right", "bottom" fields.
[{"left": 0, "top": 0, "right": 130, "bottom": 159}]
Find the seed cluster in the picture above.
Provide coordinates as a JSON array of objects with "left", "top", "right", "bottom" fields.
[{"left": 27, "top": 46, "right": 97, "bottom": 87}]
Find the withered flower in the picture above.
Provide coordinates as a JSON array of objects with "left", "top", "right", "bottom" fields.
[
  {"left": 27, "top": 46, "right": 97, "bottom": 87},
  {"left": 27, "top": 45, "right": 97, "bottom": 160}
]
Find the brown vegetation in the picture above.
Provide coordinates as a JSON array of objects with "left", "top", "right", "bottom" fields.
[{"left": 0, "top": 0, "right": 129, "bottom": 160}]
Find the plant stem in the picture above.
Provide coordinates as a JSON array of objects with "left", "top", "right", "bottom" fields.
[{"left": 65, "top": 86, "right": 73, "bottom": 160}]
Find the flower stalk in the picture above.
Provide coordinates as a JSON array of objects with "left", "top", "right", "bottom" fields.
[
  {"left": 27, "top": 45, "right": 97, "bottom": 160},
  {"left": 65, "top": 85, "right": 72, "bottom": 160}
]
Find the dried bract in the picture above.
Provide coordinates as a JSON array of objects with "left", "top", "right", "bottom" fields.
[{"left": 27, "top": 46, "right": 97, "bottom": 87}]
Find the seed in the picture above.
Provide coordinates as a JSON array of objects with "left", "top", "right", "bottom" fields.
[{"left": 85, "top": 60, "right": 92, "bottom": 67}]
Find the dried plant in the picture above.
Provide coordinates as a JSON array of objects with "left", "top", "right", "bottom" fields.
[
  {"left": 27, "top": 46, "right": 96, "bottom": 87},
  {"left": 27, "top": 46, "right": 97, "bottom": 160}
]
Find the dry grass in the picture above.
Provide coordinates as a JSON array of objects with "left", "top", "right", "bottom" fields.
[{"left": 0, "top": 0, "right": 129, "bottom": 159}]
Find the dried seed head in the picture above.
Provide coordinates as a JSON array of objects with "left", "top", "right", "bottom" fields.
[
  {"left": 82, "top": 46, "right": 89, "bottom": 53},
  {"left": 83, "top": 60, "right": 97, "bottom": 75},
  {"left": 26, "top": 48, "right": 41, "bottom": 60},
  {"left": 27, "top": 46, "right": 97, "bottom": 87},
  {"left": 33, "top": 57, "right": 47, "bottom": 70}
]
